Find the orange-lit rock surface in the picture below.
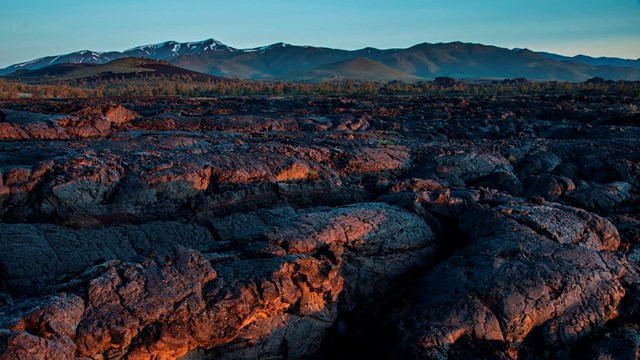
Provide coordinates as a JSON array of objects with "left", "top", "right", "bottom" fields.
[{"left": 1, "top": 95, "right": 640, "bottom": 359}]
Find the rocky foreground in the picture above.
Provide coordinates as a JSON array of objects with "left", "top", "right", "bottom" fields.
[{"left": 0, "top": 95, "right": 639, "bottom": 359}]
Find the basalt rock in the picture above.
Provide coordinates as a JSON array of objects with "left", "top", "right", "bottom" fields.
[
  {"left": 521, "top": 174, "right": 576, "bottom": 201},
  {"left": 0, "top": 221, "right": 214, "bottom": 295},
  {"left": 0, "top": 203, "right": 437, "bottom": 359},
  {"left": 0, "top": 105, "right": 138, "bottom": 140},
  {"left": 1, "top": 95, "right": 640, "bottom": 359},
  {"left": 390, "top": 201, "right": 626, "bottom": 359},
  {"left": 566, "top": 181, "right": 636, "bottom": 211}
]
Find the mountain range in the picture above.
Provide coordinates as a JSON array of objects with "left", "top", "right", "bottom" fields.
[
  {"left": 2, "top": 57, "right": 223, "bottom": 83},
  {"left": 2, "top": 38, "right": 640, "bottom": 82}
]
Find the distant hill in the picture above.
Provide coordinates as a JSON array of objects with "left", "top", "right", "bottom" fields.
[
  {"left": 5, "top": 57, "right": 223, "bottom": 83},
  {"left": 2, "top": 38, "right": 640, "bottom": 82},
  {"left": 278, "top": 57, "right": 423, "bottom": 82},
  {"left": 169, "top": 43, "right": 357, "bottom": 80},
  {"left": 533, "top": 51, "right": 640, "bottom": 69}
]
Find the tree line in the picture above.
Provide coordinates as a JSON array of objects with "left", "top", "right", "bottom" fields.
[{"left": 0, "top": 74, "right": 638, "bottom": 99}]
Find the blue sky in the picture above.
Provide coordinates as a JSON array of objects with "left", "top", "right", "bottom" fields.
[{"left": 0, "top": 0, "right": 639, "bottom": 67}]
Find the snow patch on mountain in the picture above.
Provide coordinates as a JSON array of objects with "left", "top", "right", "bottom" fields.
[{"left": 244, "top": 43, "right": 289, "bottom": 53}]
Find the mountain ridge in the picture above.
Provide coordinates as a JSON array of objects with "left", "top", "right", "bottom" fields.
[
  {"left": 4, "top": 57, "right": 225, "bottom": 83},
  {"left": 2, "top": 39, "right": 640, "bottom": 82},
  {"left": 531, "top": 50, "right": 640, "bottom": 68}
]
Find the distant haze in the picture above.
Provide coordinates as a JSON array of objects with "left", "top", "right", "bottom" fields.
[{"left": 0, "top": 0, "right": 639, "bottom": 67}]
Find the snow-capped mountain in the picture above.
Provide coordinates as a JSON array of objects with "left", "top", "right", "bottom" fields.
[
  {"left": 2, "top": 38, "right": 640, "bottom": 81},
  {"left": 0, "top": 38, "right": 237, "bottom": 75},
  {"left": 0, "top": 50, "right": 125, "bottom": 75},
  {"left": 124, "top": 39, "right": 238, "bottom": 60},
  {"left": 243, "top": 42, "right": 290, "bottom": 53}
]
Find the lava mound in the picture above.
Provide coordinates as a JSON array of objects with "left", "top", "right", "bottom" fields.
[{"left": 1, "top": 95, "right": 640, "bottom": 359}]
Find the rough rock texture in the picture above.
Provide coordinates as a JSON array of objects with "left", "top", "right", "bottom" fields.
[
  {"left": 1, "top": 95, "right": 640, "bottom": 359},
  {"left": 0, "top": 221, "right": 213, "bottom": 295},
  {"left": 0, "top": 203, "right": 435, "bottom": 359},
  {"left": 391, "top": 200, "right": 625, "bottom": 359},
  {"left": 0, "top": 105, "right": 138, "bottom": 140}
]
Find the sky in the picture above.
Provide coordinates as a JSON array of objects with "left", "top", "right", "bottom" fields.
[{"left": 0, "top": 0, "right": 639, "bottom": 67}]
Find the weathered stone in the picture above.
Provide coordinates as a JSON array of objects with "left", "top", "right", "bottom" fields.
[
  {"left": 0, "top": 222, "right": 214, "bottom": 295},
  {"left": 392, "top": 202, "right": 625, "bottom": 359},
  {"left": 566, "top": 181, "right": 635, "bottom": 211},
  {"left": 1, "top": 95, "right": 640, "bottom": 359}
]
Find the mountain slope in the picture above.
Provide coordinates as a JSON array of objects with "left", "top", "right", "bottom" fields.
[
  {"left": 0, "top": 39, "right": 233, "bottom": 76},
  {"left": 2, "top": 39, "right": 640, "bottom": 81},
  {"left": 278, "top": 57, "right": 422, "bottom": 82},
  {"left": 167, "top": 41, "right": 640, "bottom": 81},
  {"left": 123, "top": 39, "right": 239, "bottom": 60},
  {"left": 170, "top": 43, "right": 356, "bottom": 80},
  {"left": 355, "top": 43, "right": 630, "bottom": 81},
  {"left": 5, "top": 57, "right": 224, "bottom": 83},
  {"left": 535, "top": 51, "right": 640, "bottom": 68},
  {"left": 0, "top": 51, "right": 123, "bottom": 76}
]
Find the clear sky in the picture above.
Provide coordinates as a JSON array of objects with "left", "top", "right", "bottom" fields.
[{"left": 1, "top": 0, "right": 639, "bottom": 67}]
